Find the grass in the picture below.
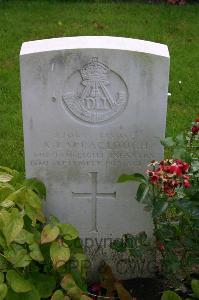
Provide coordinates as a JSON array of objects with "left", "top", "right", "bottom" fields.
[{"left": 0, "top": 0, "right": 198, "bottom": 172}]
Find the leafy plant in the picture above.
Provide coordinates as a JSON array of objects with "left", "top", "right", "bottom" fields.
[
  {"left": 0, "top": 166, "right": 91, "bottom": 299},
  {"left": 117, "top": 119, "right": 199, "bottom": 288},
  {"left": 161, "top": 279, "right": 199, "bottom": 300},
  {"left": 110, "top": 231, "right": 154, "bottom": 275},
  {"left": 161, "top": 290, "right": 182, "bottom": 300}
]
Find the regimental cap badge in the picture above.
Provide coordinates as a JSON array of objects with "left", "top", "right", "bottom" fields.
[
  {"left": 80, "top": 57, "right": 109, "bottom": 82},
  {"left": 62, "top": 57, "right": 128, "bottom": 124}
]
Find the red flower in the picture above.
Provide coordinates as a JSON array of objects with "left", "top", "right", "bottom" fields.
[
  {"left": 147, "top": 158, "right": 191, "bottom": 197},
  {"left": 169, "top": 165, "right": 182, "bottom": 176},
  {"left": 164, "top": 184, "right": 176, "bottom": 197},
  {"left": 150, "top": 174, "right": 159, "bottom": 184},
  {"left": 171, "top": 179, "right": 180, "bottom": 187},
  {"left": 147, "top": 171, "right": 154, "bottom": 176},
  {"left": 184, "top": 179, "right": 191, "bottom": 188},
  {"left": 192, "top": 125, "right": 199, "bottom": 135},
  {"left": 157, "top": 241, "right": 165, "bottom": 251},
  {"left": 195, "top": 118, "right": 199, "bottom": 123},
  {"left": 182, "top": 162, "right": 189, "bottom": 172}
]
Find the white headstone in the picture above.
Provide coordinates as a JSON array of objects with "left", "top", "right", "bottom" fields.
[{"left": 20, "top": 36, "right": 169, "bottom": 278}]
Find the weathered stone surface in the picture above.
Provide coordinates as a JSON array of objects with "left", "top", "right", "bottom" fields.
[{"left": 20, "top": 36, "right": 169, "bottom": 278}]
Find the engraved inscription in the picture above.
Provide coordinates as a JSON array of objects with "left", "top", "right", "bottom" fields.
[
  {"left": 28, "top": 124, "right": 158, "bottom": 184},
  {"left": 29, "top": 129, "right": 155, "bottom": 172},
  {"left": 62, "top": 58, "right": 128, "bottom": 124},
  {"left": 72, "top": 172, "right": 116, "bottom": 232}
]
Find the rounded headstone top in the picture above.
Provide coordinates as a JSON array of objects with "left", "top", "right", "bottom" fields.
[{"left": 20, "top": 36, "right": 169, "bottom": 58}]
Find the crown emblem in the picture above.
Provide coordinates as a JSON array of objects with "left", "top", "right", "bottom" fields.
[{"left": 80, "top": 57, "right": 109, "bottom": 82}]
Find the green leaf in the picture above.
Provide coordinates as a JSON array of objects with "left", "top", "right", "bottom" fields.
[
  {"left": 136, "top": 183, "right": 149, "bottom": 202},
  {"left": 110, "top": 238, "right": 126, "bottom": 253},
  {"left": 59, "top": 224, "right": 79, "bottom": 241},
  {"left": 50, "top": 241, "right": 70, "bottom": 268},
  {"left": 144, "top": 204, "right": 153, "bottom": 212},
  {"left": 191, "top": 279, "right": 199, "bottom": 298},
  {"left": 5, "top": 287, "right": 40, "bottom": 300},
  {"left": 6, "top": 270, "right": 32, "bottom": 293},
  {"left": 0, "top": 283, "right": 7, "bottom": 299},
  {"left": 29, "top": 243, "right": 44, "bottom": 262},
  {"left": 0, "top": 231, "right": 7, "bottom": 248},
  {"left": 25, "top": 204, "right": 45, "bottom": 224},
  {"left": 0, "top": 209, "right": 24, "bottom": 245},
  {"left": 0, "top": 199, "right": 14, "bottom": 208},
  {"left": 73, "top": 253, "right": 88, "bottom": 278},
  {"left": 4, "top": 244, "right": 31, "bottom": 268},
  {"left": 0, "top": 173, "right": 13, "bottom": 183},
  {"left": 30, "top": 273, "right": 56, "bottom": 298},
  {"left": 67, "top": 286, "right": 82, "bottom": 300},
  {"left": 176, "top": 133, "right": 185, "bottom": 145},
  {"left": 61, "top": 274, "right": 82, "bottom": 299},
  {"left": 68, "top": 238, "right": 83, "bottom": 255},
  {"left": 49, "top": 215, "right": 59, "bottom": 226},
  {"left": 71, "top": 270, "right": 87, "bottom": 292},
  {"left": 80, "top": 296, "right": 92, "bottom": 300},
  {"left": 41, "top": 224, "right": 60, "bottom": 244},
  {"left": 152, "top": 201, "right": 168, "bottom": 218},
  {"left": 24, "top": 189, "right": 45, "bottom": 223},
  {"left": 61, "top": 273, "right": 76, "bottom": 290},
  {"left": 160, "top": 137, "right": 175, "bottom": 147},
  {"left": 23, "top": 178, "right": 46, "bottom": 199},
  {"left": 4, "top": 188, "right": 26, "bottom": 209},
  {"left": 0, "top": 272, "right": 4, "bottom": 283},
  {"left": 161, "top": 291, "right": 182, "bottom": 300},
  {"left": 0, "top": 184, "right": 15, "bottom": 203},
  {"left": 137, "top": 231, "right": 147, "bottom": 243},
  {"left": 14, "top": 229, "right": 34, "bottom": 245},
  {"left": 172, "top": 147, "right": 187, "bottom": 160},
  {"left": 5, "top": 288, "right": 22, "bottom": 300},
  {"left": 6, "top": 188, "right": 45, "bottom": 223},
  {"left": 0, "top": 167, "right": 19, "bottom": 177},
  {"left": 118, "top": 173, "right": 146, "bottom": 183},
  {"left": 33, "top": 230, "right": 42, "bottom": 243},
  {"left": 51, "top": 290, "right": 65, "bottom": 300},
  {"left": 0, "top": 256, "right": 9, "bottom": 272}
]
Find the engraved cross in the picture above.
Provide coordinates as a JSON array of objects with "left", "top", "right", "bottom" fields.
[{"left": 72, "top": 172, "right": 116, "bottom": 233}]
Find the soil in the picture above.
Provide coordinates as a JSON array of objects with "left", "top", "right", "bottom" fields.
[
  {"left": 122, "top": 277, "right": 164, "bottom": 300},
  {"left": 89, "top": 277, "right": 165, "bottom": 300}
]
